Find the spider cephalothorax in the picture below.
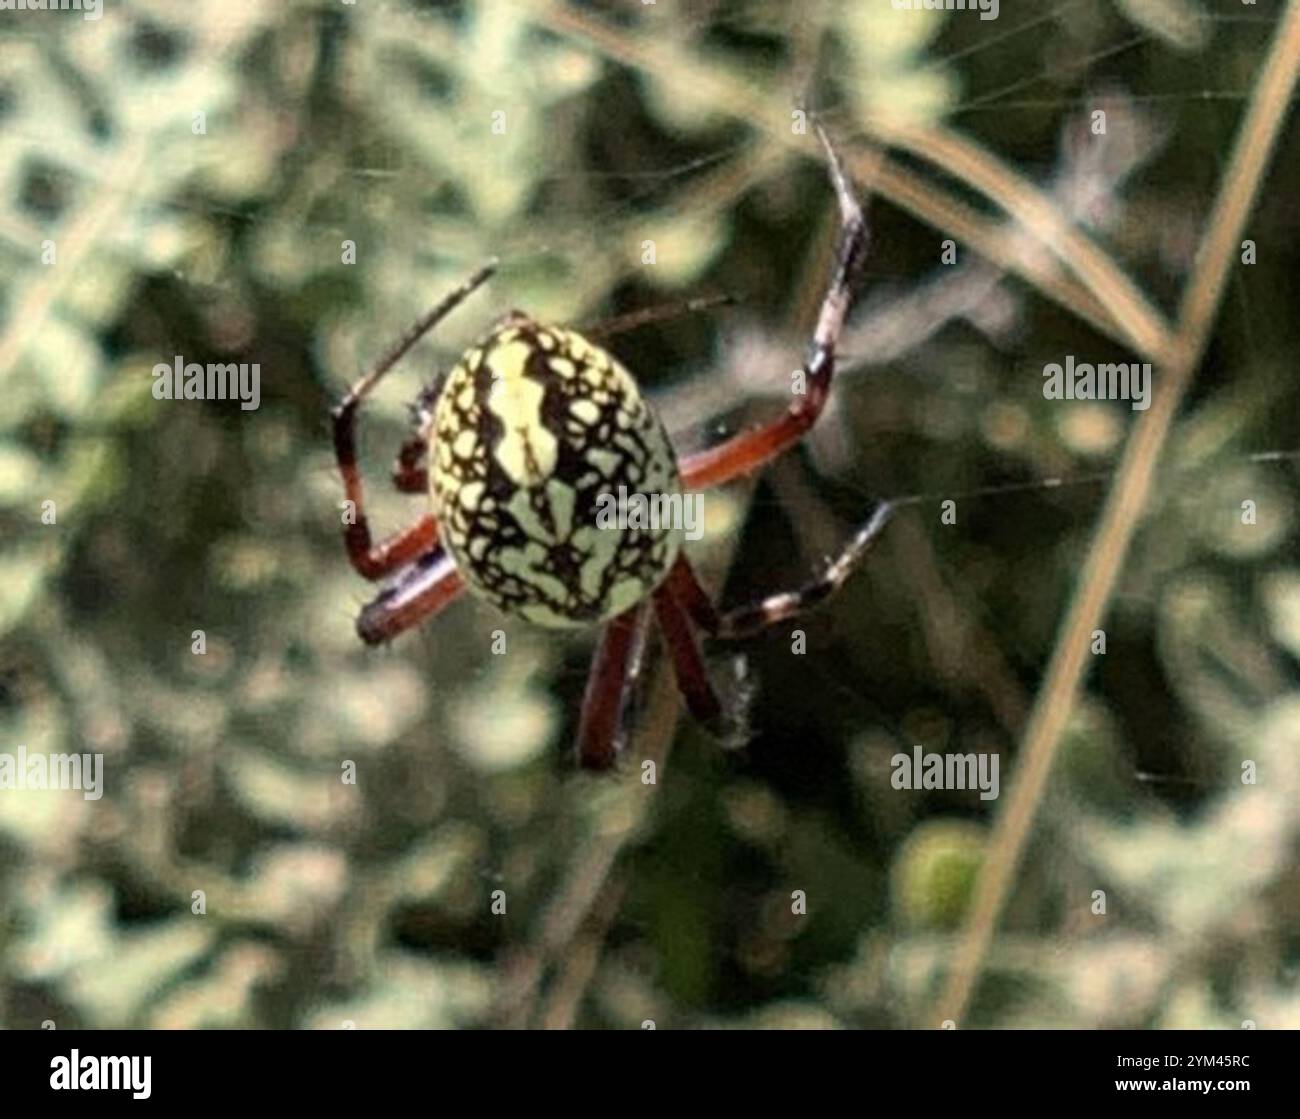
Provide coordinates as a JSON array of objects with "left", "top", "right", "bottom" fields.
[
  {"left": 333, "top": 128, "right": 893, "bottom": 769},
  {"left": 429, "top": 315, "right": 684, "bottom": 628}
]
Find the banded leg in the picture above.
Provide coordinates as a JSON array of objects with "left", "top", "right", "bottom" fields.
[
  {"left": 333, "top": 260, "right": 497, "bottom": 578},
  {"left": 681, "top": 128, "right": 868, "bottom": 490},
  {"left": 667, "top": 500, "right": 894, "bottom": 640},
  {"left": 356, "top": 548, "right": 466, "bottom": 645},
  {"left": 575, "top": 603, "right": 651, "bottom": 770}
]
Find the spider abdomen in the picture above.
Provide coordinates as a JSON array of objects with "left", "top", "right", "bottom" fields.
[{"left": 430, "top": 316, "right": 684, "bottom": 629}]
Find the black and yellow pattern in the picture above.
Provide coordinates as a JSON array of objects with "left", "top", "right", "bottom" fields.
[{"left": 429, "top": 313, "right": 684, "bottom": 628}]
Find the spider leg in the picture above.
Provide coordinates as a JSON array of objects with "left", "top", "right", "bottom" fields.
[
  {"left": 356, "top": 547, "right": 466, "bottom": 645},
  {"left": 333, "top": 260, "right": 497, "bottom": 578},
  {"left": 581, "top": 292, "right": 736, "bottom": 341},
  {"left": 575, "top": 603, "right": 651, "bottom": 770},
  {"left": 666, "top": 500, "right": 894, "bottom": 640},
  {"left": 652, "top": 584, "right": 724, "bottom": 728},
  {"left": 663, "top": 553, "right": 721, "bottom": 633},
  {"left": 680, "top": 127, "right": 868, "bottom": 490},
  {"left": 392, "top": 433, "right": 429, "bottom": 494},
  {"left": 347, "top": 513, "right": 442, "bottom": 581},
  {"left": 390, "top": 378, "right": 443, "bottom": 494}
]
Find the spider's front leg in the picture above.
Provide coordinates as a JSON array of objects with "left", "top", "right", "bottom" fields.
[
  {"left": 680, "top": 127, "right": 868, "bottom": 490},
  {"left": 664, "top": 131, "right": 890, "bottom": 640},
  {"left": 334, "top": 390, "right": 439, "bottom": 578},
  {"left": 332, "top": 261, "right": 496, "bottom": 580}
]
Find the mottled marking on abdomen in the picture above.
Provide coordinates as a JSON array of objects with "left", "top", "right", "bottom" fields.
[{"left": 429, "top": 315, "right": 684, "bottom": 628}]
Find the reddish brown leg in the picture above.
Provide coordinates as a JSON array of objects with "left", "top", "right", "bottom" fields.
[
  {"left": 356, "top": 548, "right": 466, "bottom": 645},
  {"left": 664, "top": 554, "right": 720, "bottom": 633},
  {"left": 652, "top": 585, "right": 723, "bottom": 727},
  {"left": 391, "top": 377, "right": 443, "bottom": 494},
  {"left": 392, "top": 433, "right": 428, "bottom": 494},
  {"left": 575, "top": 604, "right": 650, "bottom": 770},
  {"left": 335, "top": 390, "right": 439, "bottom": 578},
  {"left": 680, "top": 128, "right": 868, "bottom": 490},
  {"left": 333, "top": 260, "right": 496, "bottom": 579},
  {"left": 350, "top": 514, "right": 441, "bottom": 580}
]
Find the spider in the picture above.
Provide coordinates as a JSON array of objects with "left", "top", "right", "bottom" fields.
[{"left": 332, "top": 129, "right": 894, "bottom": 769}]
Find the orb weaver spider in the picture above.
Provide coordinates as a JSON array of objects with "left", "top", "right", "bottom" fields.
[{"left": 332, "top": 129, "right": 893, "bottom": 769}]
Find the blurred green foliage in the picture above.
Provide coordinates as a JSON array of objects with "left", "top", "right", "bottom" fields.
[{"left": 1, "top": 0, "right": 1298, "bottom": 1029}]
